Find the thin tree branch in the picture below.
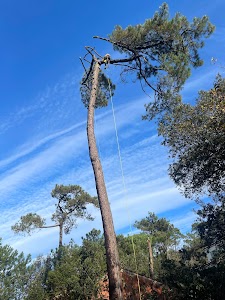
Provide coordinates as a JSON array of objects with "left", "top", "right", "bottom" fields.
[
  {"left": 83, "top": 58, "right": 92, "bottom": 64},
  {"left": 113, "top": 63, "right": 139, "bottom": 71},
  {"left": 79, "top": 57, "right": 87, "bottom": 74},
  {"left": 40, "top": 224, "right": 60, "bottom": 229},
  {"left": 93, "top": 35, "right": 134, "bottom": 53},
  {"left": 109, "top": 56, "right": 140, "bottom": 64},
  {"left": 94, "top": 35, "right": 172, "bottom": 53},
  {"left": 81, "top": 57, "right": 95, "bottom": 86},
  {"left": 134, "top": 39, "right": 172, "bottom": 50},
  {"left": 85, "top": 46, "right": 95, "bottom": 58},
  {"left": 57, "top": 199, "right": 65, "bottom": 215},
  {"left": 139, "top": 78, "right": 152, "bottom": 99},
  {"left": 143, "top": 56, "right": 163, "bottom": 70},
  {"left": 136, "top": 56, "right": 158, "bottom": 94},
  {"left": 85, "top": 46, "right": 103, "bottom": 59},
  {"left": 83, "top": 52, "right": 90, "bottom": 60}
]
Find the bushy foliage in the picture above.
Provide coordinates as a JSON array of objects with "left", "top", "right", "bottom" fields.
[
  {"left": 12, "top": 213, "right": 45, "bottom": 236},
  {"left": 4, "top": 203, "right": 225, "bottom": 300},
  {"left": 117, "top": 233, "right": 150, "bottom": 276},
  {"left": 22, "top": 230, "right": 106, "bottom": 300},
  {"left": 110, "top": 3, "right": 214, "bottom": 117},
  {"left": 134, "top": 212, "right": 184, "bottom": 255},
  {"left": 0, "top": 239, "right": 31, "bottom": 300},
  {"left": 155, "top": 75, "right": 225, "bottom": 201}
]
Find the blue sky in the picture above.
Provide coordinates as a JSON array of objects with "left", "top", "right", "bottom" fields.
[{"left": 0, "top": 0, "right": 225, "bottom": 257}]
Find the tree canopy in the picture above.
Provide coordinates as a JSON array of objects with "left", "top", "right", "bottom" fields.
[
  {"left": 4, "top": 207, "right": 225, "bottom": 299},
  {"left": 81, "top": 3, "right": 214, "bottom": 112},
  {"left": 134, "top": 212, "right": 183, "bottom": 253},
  {"left": 196, "top": 200, "right": 225, "bottom": 250},
  {"left": 12, "top": 184, "right": 98, "bottom": 247},
  {"left": 155, "top": 75, "right": 225, "bottom": 200},
  {"left": 0, "top": 239, "right": 31, "bottom": 300},
  {"left": 51, "top": 184, "right": 99, "bottom": 234},
  {"left": 110, "top": 3, "right": 214, "bottom": 84}
]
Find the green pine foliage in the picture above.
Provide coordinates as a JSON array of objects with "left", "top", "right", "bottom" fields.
[
  {"left": 156, "top": 75, "right": 225, "bottom": 200},
  {"left": 11, "top": 184, "right": 99, "bottom": 246},
  {"left": 0, "top": 239, "right": 31, "bottom": 300},
  {"left": 51, "top": 184, "right": 99, "bottom": 234},
  {"left": 11, "top": 213, "right": 45, "bottom": 235},
  {"left": 134, "top": 212, "right": 184, "bottom": 255},
  {"left": 2, "top": 205, "right": 225, "bottom": 299},
  {"left": 109, "top": 3, "right": 214, "bottom": 117}
]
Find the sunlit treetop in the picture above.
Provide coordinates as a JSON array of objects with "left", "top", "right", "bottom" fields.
[{"left": 81, "top": 3, "right": 215, "bottom": 113}]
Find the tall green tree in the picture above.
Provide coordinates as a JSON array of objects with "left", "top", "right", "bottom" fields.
[
  {"left": 134, "top": 212, "right": 183, "bottom": 254},
  {"left": 134, "top": 212, "right": 183, "bottom": 279},
  {"left": 0, "top": 239, "right": 31, "bottom": 300},
  {"left": 151, "top": 75, "right": 225, "bottom": 201},
  {"left": 12, "top": 184, "right": 98, "bottom": 247},
  {"left": 80, "top": 3, "right": 214, "bottom": 299},
  {"left": 46, "top": 243, "right": 83, "bottom": 300}
]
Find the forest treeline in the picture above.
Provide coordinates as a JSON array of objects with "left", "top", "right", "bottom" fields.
[{"left": 1, "top": 202, "right": 225, "bottom": 299}]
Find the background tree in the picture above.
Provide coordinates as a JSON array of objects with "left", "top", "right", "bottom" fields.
[
  {"left": 196, "top": 200, "right": 225, "bottom": 259},
  {"left": 0, "top": 239, "right": 31, "bottom": 300},
  {"left": 152, "top": 75, "right": 225, "bottom": 201},
  {"left": 25, "top": 256, "right": 48, "bottom": 300},
  {"left": 24, "top": 229, "right": 106, "bottom": 300},
  {"left": 134, "top": 212, "right": 183, "bottom": 254},
  {"left": 134, "top": 212, "right": 183, "bottom": 279},
  {"left": 46, "top": 243, "right": 83, "bottom": 300},
  {"left": 12, "top": 184, "right": 98, "bottom": 247},
  {"left": 6, "top": 211, "right": 223, "bottom": 300},
  {"left": 79, "top": 229, "right": 106, "bottom": 299},
  {"left": 80, "top": 4, "right": 214, "bottom": 299},
  {"left": 160, "top": 221, "right": 225, "bottom": 300},
  {"left": 117, "top": 233, "right": 150, "bottom": 277}
]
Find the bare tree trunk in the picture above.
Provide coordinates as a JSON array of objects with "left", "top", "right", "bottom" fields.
[
  {"left": 87, "top": 59, "right": 123, "bottom": 300},
  {"left": 148, "top": 238, "right": 154, "bottom": 279},
  {"left": 59, "top": 223, "right": 63, "bottom": 248}
]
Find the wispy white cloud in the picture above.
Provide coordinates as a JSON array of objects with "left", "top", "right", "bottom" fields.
[
  {"left": 0, "top": 131, "right": 85, "bottom": 198},
  {"left": 0, "top": 94, "right": 148, "bottom": 196},
  {"left": 0, "top": 73, "right": 79, "bottom": 134},
  {"left": 0, "top": 121, "right": 85, "bottom": 169},
  {"left": 172, "top": 211, "right": 197, "bottom": 233},
  {"left": 2, "top": 68, "right": 216, "bottom": 257}
]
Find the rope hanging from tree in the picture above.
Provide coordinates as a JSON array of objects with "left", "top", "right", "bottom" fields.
[{"left": 107, "top": 73, "right": 142, "bottom": 300}]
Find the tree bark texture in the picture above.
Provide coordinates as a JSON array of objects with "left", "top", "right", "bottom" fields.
[
  {"left": 87, "top": 59, "right": 123, "bottom": 300},
  {"left": 148, "top": 238, "right": 154, "bottom": 279},
  {"left": 59, "top": 223, "right": 63, "bottom": 248}
]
